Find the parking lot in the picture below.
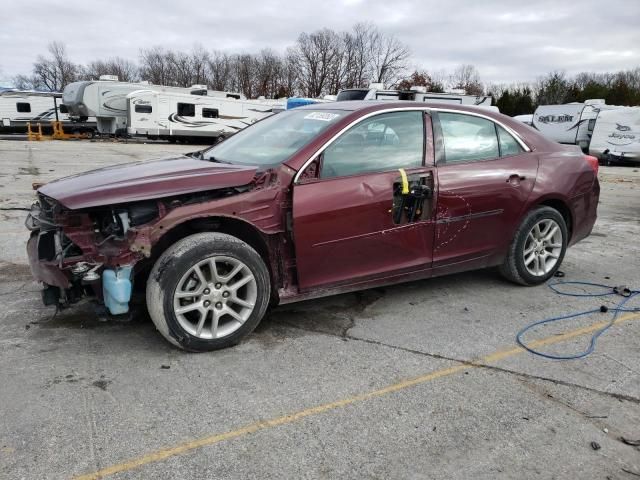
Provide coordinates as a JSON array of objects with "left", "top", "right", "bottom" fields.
[{"left": 0, "top": 140, "right": 638, "bottom": 479}]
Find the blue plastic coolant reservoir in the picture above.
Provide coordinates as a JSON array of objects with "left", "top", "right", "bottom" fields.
[{"left": 102, "top": 265, "right": 133, "bottom": 315}]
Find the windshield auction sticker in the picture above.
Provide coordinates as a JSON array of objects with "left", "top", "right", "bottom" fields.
[{"left": 304, "top": 112, "right": 340, "bottom": 122}]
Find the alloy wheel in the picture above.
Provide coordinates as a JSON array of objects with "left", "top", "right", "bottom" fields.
[
  {"left": 523, "top": 219, "right": 563, "bottom": 277},
  {"left": 172, "top": 256, "right": 257, "bottom": 339}
]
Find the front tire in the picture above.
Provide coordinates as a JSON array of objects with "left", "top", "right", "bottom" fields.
[
  {"left": 500, "top": 206, "right": 568, "bottom": 286},
  {"left": 146, "top": 232, "right": 271, "bottom": 351}
]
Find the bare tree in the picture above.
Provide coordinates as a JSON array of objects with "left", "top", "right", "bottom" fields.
[
  {"left": 280, "top": 48, "right": 299, "bottom": 97},
  {"left": 83, "top": 57, "right": 139, "bottom": 82},
  {"left": 253, "top": 49, "right": 282, "bottom": 97},
  {"left": 534, "top": 71, "right": 569, "bottom": 105},
  {"left": 207, "top": 51, "right": 231, "bottom": 91},
  {"left": 294, "top": 28, "right": 343, "bottom": 97},
  {"left": 451, "top": 64, "right": 483, "bottom": 95},
  {"left": 190, "top": 46, "right": 210, "bottom": 86},
  {"left": 31, "top": 41, "right": 79, "bottom": 91},
  {"left": 341, "top": 23, "right": 373, "bottom": 88},
  {"left": 367, "top": 26, "right": 411, "bottom": 86},
  {"left": 139, "top": 47, "right": 174, "bottom": 85},
  {"left": 12, "top": 74, "right": 38, "bottom": 90},
  {"left": 168, "top": 50, "right": 193, "bottom": 87}
]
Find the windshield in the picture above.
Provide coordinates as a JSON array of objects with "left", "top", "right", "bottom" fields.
[{"left": 203, "top": 109, "right": 347, "bottom": 166}]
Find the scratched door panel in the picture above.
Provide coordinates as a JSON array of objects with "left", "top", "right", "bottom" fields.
[{"left": 434, "top": 153, "right": 539, "bottom": 267}]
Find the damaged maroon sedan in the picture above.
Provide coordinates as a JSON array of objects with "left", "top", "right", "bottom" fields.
[{"left": 26, "top": 102, "right": 600, "bottom": 351}]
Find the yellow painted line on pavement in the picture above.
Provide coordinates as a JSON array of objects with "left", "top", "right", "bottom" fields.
[{"left": 73, "top": 312, "right": 640, "bottom": 480}]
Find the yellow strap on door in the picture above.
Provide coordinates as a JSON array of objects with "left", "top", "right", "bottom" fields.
[{"left": 398, "top": 168, "right": 409, "bottom": 195}]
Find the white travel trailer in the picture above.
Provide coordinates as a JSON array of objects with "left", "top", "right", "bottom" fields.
[
  {"left": 63, "top": 76, "right": 243, "bottom": 135},
  {"left": 0, "top": 91, "right": 69, "bottom": 132},
  {"left": 532, "top": 103, "right": 587, "bottom": 145},
  {"left": 532, "top": 101, "right": 618, "bottom": 151},
  {"left": 336, "top": 85, "right": 493, "bottom": 107},
  {"left": 589, "top": 107, "right": 640, "bottom": 164},
  {"left": 127, "top": 90, "right": 285, "bottom": 141}
]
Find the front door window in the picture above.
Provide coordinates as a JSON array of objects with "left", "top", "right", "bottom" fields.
[{"left": 321, "top": 111, "right": 424, "bottom": 178}]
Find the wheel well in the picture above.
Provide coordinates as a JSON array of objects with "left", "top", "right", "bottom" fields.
[
  {"left": 152, "top": 216, "right": 271, "bottom": 264},
  {"left": 134, "top": 216, "right": 276, "bottom": 293},
  {"left": 538, "top": 199, "right": 573, "bottom": 239}
]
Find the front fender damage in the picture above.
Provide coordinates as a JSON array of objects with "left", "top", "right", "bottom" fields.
[{"left": 27, "top": 168, "right": 295, "bottom": 317}]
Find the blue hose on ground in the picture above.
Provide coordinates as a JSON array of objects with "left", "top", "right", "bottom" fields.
[{"left": 516, "top": 281, "right": 640, "bottom": 360}]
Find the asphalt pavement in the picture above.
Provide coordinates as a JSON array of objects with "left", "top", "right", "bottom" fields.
[{"left": 0, "top": 140, "right": 638, "bottom": 479}]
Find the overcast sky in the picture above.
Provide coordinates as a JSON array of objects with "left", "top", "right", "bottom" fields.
[{"left": 1, "top": 0, "right": 639, "bottom": 86}]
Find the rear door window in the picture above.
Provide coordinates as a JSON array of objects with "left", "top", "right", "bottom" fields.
[{"left": 438, "top": 112, "right": 499, "bottom": 163}]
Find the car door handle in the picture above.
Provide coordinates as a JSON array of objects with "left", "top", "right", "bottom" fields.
[{"left": 507, "top": 174, "right": 526, "bottom": 185}]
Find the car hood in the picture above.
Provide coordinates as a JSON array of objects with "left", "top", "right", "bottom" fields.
[{"left": 39, "top": 156, "right": 258, "bottom": 209}]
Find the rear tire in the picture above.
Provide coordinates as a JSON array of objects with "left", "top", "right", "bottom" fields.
[
  {"left": 146, "top": 232, "right": 271, "bottom": 351},
  {"left": 500, "top": 206, "right": 568, "bottom": 286}
]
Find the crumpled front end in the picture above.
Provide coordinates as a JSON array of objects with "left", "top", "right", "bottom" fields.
[{"left": 26, "top": 193, "right": 144, "bottom": 314}]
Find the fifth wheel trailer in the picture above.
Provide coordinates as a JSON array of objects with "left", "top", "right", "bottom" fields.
[
  {"left": 589, "top": 107, "right": 640, "bottom": 164},
  {"left": 127, "top": 89, "right": 285, "bottom": 141},
  {"left": 63, "top": 77, "right": 244, "bottom": 135}
]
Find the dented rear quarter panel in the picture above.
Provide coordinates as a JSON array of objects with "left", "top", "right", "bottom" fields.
[{"left": 526, "top": 146, "right": 599, "bottom": 244}]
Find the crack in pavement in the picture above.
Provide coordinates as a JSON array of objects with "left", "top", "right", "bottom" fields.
[{"left": 279, "top": 322, "right": 640, "bottom": 405}]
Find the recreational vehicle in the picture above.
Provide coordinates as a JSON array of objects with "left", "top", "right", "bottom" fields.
[
  {"left": 532, "top": 100, "right": 618, "bottom": 151},
  {"left": 589, "top": 107, "right": 640, "bottom": 164},
  {"left": 336, "top": 85, "right": 493, "bottom": 107},
  {"left": 0, "top": 91, "right": 69, "bottom": 133},
  {"left": 127, "top": 89, "right": 285, "bottom": 142},
  {"left": 63, "top": 76, "right": 244, "bottom": 135}
]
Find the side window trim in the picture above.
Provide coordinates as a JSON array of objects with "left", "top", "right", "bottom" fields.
[
  {"left": 495, "top": 122, "right": 503, "bottom": 158},
  {"left": 424, "top": 112, "right": 435, "bottom": 167},
  {"left": 431, "top": 111, "right": 446, "bottom": 165}
]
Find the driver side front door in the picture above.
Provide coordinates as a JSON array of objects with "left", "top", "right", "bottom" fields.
[{"left": 292, "top": 110, "right": 436, "bottom": 291}]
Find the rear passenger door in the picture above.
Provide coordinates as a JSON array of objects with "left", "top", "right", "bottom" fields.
[{"left": 433, "top": 111, "right": 539, "bottom": 269}]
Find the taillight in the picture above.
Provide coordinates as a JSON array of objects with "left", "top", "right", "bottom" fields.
[{"left": 584, "top": 155, "right": 599, "bottom": 175}]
